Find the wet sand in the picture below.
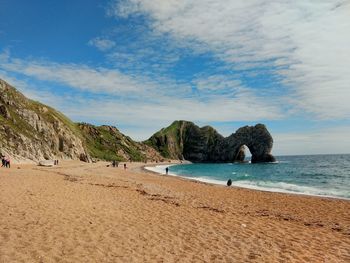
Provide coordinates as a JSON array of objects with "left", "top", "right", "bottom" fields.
[{"left": 0, "top": 161, "right": 349, "bottom": 262}]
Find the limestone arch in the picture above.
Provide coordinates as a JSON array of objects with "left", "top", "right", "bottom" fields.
[{"left": 230, "top": 124, "right": 276, "bottom": 163}]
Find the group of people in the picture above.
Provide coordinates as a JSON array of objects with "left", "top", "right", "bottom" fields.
[
  {"left": 111, "top": 160, "right": 128, "bottom": 170},
  {"left": 1, "top": 156, "right": 10, "bottom": 168},
  {"left": 111, "top": 160, "right": 119, "bottom": 167}
]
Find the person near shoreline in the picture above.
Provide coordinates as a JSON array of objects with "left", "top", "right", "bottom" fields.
[
  {"left": 1, "top": 157, "right": 10, "bottom": 168},
  {"left": 124, "top": 163, "right": 127, "bottom": 170},
  {"left": 165, "top": 167, "right": 169, "bottom": 175}
]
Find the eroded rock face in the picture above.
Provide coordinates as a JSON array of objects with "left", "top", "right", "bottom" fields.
[
  {"left": 227, "top": 124, "right": 276, "bottom": 163},
  {"left": 146, "top": 121, "right": 276, "bottom": 163},
  {"left": 0, "top": 79, "right": 90, "bottom": 163}
]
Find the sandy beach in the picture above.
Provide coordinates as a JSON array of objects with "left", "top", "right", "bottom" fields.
[{"left": 0, "top": 161, "right": 349, "bottom": 263}]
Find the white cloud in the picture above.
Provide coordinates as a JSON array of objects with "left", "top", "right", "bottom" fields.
[
  {"left": 193, "top": 75, "right": 242, "bottom": 92},
  {"left": 273, "top": 126, "right": 350, "bottom": 155},
  {"left": 88, "top": 37, "right": 116, "bottom": 51},
  {"left": 111, "top": 0, "right": 350, "bottom": 120},
  {"left": 0, "top": 53, "right": 156, "bottom": 95},
  {"left": 0, "top": 52, "right": 282, "bottom": 140}
]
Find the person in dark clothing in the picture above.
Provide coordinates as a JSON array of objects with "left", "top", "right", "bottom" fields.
[
  {"left": 227, "top": 179, "right": 232, "bottom": 186},
  {"left": 124, "top": 163, "right": 127, "bottom": 169},
  {"left": 6, "top": 158, "right": 10, "bottom": 168},
  {"left": 165, "top": 167, "right": 169, "bottom": 175}
]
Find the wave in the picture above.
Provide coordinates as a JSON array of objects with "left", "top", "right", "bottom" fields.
[
  {"left": 144, "top": 164, "right": 179, "bottom": 176},
  {"left": 230, "top": 180, "right": 350, "bottom": 199},
  {"left": 145, "top": 165, "right": 349, "bottom": 199}
]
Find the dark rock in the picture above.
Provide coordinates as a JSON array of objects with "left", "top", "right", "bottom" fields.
[
  {"left": 79, "top": 153, "right": 90, "bottom": 163},
  {"left": 0, "top": 104, "right": 10, "bottom": 119},
  {"left": 145, "top": 121, "right": 276, "bottom": 163}
]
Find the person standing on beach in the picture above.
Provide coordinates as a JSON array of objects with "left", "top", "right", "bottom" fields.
[
  {"left": 165, "top": 167, "right": 169, "bottom": 175},
  {"left": 124, "top": 163, "right": 127, "bottom": 170},
  {"left": 5, "top": 157, "right": 10, "bottom": 168}
]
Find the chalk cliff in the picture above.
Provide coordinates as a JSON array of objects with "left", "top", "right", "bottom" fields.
[
  {"left": 0, "top": 79, "right": 89, "bottom": 162},
  {"left": 0, "top": 79, "right": 161, "bottom": 163}
]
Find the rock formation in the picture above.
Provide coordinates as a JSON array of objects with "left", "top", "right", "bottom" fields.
[
  {"left": 145, "top": 121, "right": 276, "bottom": 163},
  {"left": 0, "top": 79, "right": 161, "bottom": 163},
  {"left": 0, "top": 79, "right": 90, "bottom": 163},
  {"left": 77, "top": 123, "right": 162, "bottom": 162}
]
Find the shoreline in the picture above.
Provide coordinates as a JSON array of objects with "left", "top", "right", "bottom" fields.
[{"left": 143, "top": 163, "right": 350, "bottom": 202}]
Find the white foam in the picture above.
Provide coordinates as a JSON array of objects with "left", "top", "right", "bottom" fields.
[
  {"left": 231, "top": 180, "right": 350, "bottom": 200},
  {"left": 145, "top": 165, "right": 350, "bottom": 200},
  {"left": 145, "top": 164, "right": 350, "bottom": 200},
  {"left": 144, "top": 164, "right": 178, "bottom": 176}
]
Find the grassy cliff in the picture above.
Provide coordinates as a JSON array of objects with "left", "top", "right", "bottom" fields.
[{"left": 0, "top": 78, "right": 162, "bottom": 162}]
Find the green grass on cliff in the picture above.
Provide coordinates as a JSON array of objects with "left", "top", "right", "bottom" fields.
[
  {"left": 78, "top": 124, "right": 147, "bottom": 162},
  {"left": 144, "top": 120, "right": 186, "bottom": 158}
]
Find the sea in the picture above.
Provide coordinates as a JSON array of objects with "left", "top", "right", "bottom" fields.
[{"left": 145, "top": 154, "right": 350, "bottom": 200}]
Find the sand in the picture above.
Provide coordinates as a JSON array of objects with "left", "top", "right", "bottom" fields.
[{"left": 0, "top": 161, "right": 349, "bottom": 263}]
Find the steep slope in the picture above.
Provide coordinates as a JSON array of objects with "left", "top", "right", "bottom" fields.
[
  {"left": 0, "top": 79, "right": 89, "bottom": 162},
  {"left": 0, "top": 79, "right": 162, "bottom": 163},
  {"left": 145, "top": 121, "right": 275, "bottom": 163},
  {"left": 77, "top": 123, "right": 162, "bottom": 162}
]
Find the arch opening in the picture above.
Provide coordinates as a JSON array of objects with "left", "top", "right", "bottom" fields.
[{"left": 234, "top": 145, "right": 253, "bottom": 163}]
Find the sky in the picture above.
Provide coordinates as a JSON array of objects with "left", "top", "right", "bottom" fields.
[{"left": 0, "top": 0, "right": 350, "bottom": 155}]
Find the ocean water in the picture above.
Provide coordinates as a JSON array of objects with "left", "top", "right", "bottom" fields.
[{"left": 146, "top": 154, "right": 350, "bottom": 199}]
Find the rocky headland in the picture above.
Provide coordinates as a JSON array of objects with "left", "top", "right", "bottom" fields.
[{"left": 145, "top": 121, "right": 275, "bottom": 163}]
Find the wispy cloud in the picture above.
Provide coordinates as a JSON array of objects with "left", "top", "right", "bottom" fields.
[
  {"left": 110, "top": 0, "right": 350, "bottom": 120},
  {"left": 88, "top": 37, "right": 116, "bottom": 51},
  {"left": 0, "top": 51, "right": 157, "bottom": 95},
  {"left": 0, "top": 50, "right": 282, "bottom": 140}
]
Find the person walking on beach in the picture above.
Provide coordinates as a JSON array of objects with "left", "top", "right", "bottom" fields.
[
  {"left": 124, "top": 163, "right": 127, "bottom": 170},
  {"left": 165, "top": 167, "right": 169, "bottom": 175}
]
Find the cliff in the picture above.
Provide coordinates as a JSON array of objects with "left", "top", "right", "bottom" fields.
[
  {"left": 0, "top": 79, "right": 89, "bottom": 162},
  {"left": 77, "top": 123, "right": 162, "bottom": 162},
  {"left": 145, "top": 121, "right": 276, "bottom": 163},
  {"left": 0, "top": 79, "right": 161, "bottom": 163}
]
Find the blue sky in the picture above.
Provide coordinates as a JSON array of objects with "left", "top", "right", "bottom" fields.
[{"left": 1, "top": 0, "right": 350, "bottom": 155}]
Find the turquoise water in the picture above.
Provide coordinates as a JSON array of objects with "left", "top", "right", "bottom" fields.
[{"left": 168, "top": 154, "right": 350, "bottom": 199}]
